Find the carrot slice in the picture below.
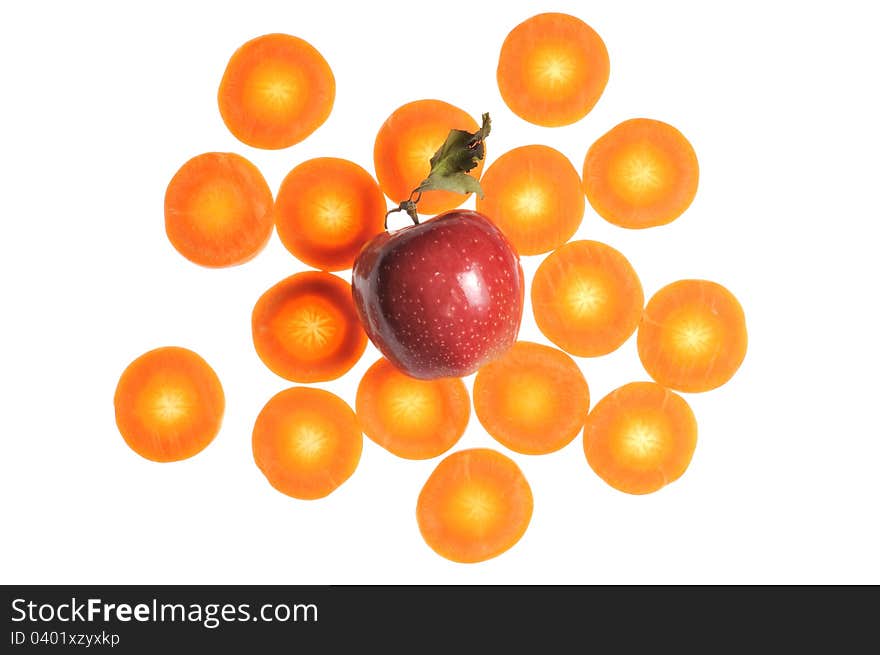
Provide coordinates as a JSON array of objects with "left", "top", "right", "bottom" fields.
[
  {"left": 583, "top": 382, "right": 697, "bottom": 495},
  {"left": 252, "top": 271, "right": 367, "bottom": 382},
  {"left": 275, "top": 157, "right": 386, "bottom": 271},
  {"left": 583, "top": 118, "right": 699, "bottom": 229},
  {"left": 114, "top": 347, "right": 225, "bottom": 462},
  {"left": 356, "top": 358, "right": 470, "bottom": 460},
  {"left": 476, "top": 145, "right": 584, "bottom": 256},
  {"left": 473, "top": 341, "right": 589, "bottom": 455},
  {"left": 417, "top": 448, "right": 533, "bottom": 563},
  {"left": 531, "top": 240, "right": 644, "bottom": 357},
  {"left": 497, "top": 13, "right": 609, "bottom": 127},
  {"left": 218, "top": 33, "right": 335, "bottom": 150},
  {"left": 252, "top": 387, "right": 362, "bottom": 500},
  {"left": 164, "top": 152, "right": 274, "bottom": 267},
  {"left": 638, "top": 279, "right": 747, "bottom": 392},
  {"left": 373, "top": 99, "right": 483, "bottom": 215}
]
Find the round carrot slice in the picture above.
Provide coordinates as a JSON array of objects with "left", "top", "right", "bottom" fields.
[
  {"left": 417, "top": 448, "right": 533, "bottom": 563},
  {"left": 218, "top": 33, "right": 335, "bottom": 149},
  {"left": 114, "top": 347, "right": 225, "bottom": 462},
  {"left": 252, "top": 271, "right": 367, "bottom": 382},
  {"left": 164, "top": 152, "right": 274, "bottom": 267},
  {"left": 531, "top": 240, "right": 644, "bottom": 357},
  {"left": 374, "top": 99, "right": 483, "bottom": 215},
  {"left": 275, "top": 157, "right": 386, "bottom": 271},
  {"left": 638, "top": 279, "right": 747, "bottom": 392},
  {"left": 497, "top": 13, "right": 609, "bottom": 127},
  {"left": 473, "top": 342, "right": 589, "bottom": 455},
  {"left": 583, "top": 118, "right": 699, "bottom": 229},
  {"left": 356, "top": 358, "right": 469, "bottom": 460},
  {"left": 583, "top": 382, "right": 697, "bottom": 495},
  {"left": 476, "top": 145, "right": 584, "bottom": 256},
  {"left": 252, "top": 387, "right": 362, "bottom": 500}
]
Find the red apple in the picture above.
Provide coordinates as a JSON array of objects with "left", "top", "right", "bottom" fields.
[{"left": 352, "top": 210, "right": 524, "bottom": 379}]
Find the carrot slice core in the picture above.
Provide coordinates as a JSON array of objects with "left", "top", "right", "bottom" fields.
[
  {"left": 275, "top": 157, "right": 386, "bottom": 271},
  {"left": 164, "top": 152, "right": 274, "bottom": 267},
  {"left": 638, "top": 279, "right": 747, "bottom": 392},
  {"left": 218, "top": 33, "right": 334, "bottom": 149},
  {"left": 583, "top": 118, "right": 699, "bottom": 228},
  {"left": 356, "top": 358, "right": 470, "bottom": 460},
  {"left": 252, "top": 387, "right": 362, "bottom": 500},
  {"left": 476, "top": 145, "right": 584, "bottom": 255},
  {"left": 531, "top": 240, "right": 644, "bottom": 357},
  {"left": 114, "top": 346, "right": 225, "bottom": 462},
  {"left": 473, "top": 341, "right": 589, "bottom": 455},
  {"left": 252, "top": 271, "right": 366, "bottom": 382},
  {"left": 497, "top": 13, "right": 609, "bottom": 127},
  {"left": 583, "top": 382, "right": 697, "bottom": 494},
  {"left": 417, "top": 448, "right": 533, "bottom": 563}
]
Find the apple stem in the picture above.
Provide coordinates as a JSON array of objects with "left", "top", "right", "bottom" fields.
[
  {"left": 385, "top": 190, "right": 423, "bottom": 229},
  {"left": 384, "top": 112, "right": 492, "bottom": 231}
]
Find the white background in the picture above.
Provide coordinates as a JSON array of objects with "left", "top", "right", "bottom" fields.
[{"left": 1, "top": 0, "right": 878, "bottom": 584}]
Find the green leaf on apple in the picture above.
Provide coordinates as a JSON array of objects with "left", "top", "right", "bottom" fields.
[
  {"left": 418, "top": 113, "right": 492, "bottom": 198},
  {"left": 386, "top": 113, "right": 491, "bottom": 227}
]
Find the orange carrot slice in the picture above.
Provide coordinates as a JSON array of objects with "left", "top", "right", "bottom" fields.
[
  {"left": 583, "top": 118, "right": 699, "bottom": 229},
  {"left": 252, "top": 387, "right": 362, "bottom": 500},
  {"left": 497, "top": 13, "right": 609, "bottom": 127},
  {"left": 374, "top": 99, "right": 483, "bottom": 215},
  {"left": 417, "top": 448, "right": 533, "bottom": 563},
  {"left": 114, "top": 347, "right": 225, "bottom": 462},
  {"left": 531, "top": 240, "right": 644, "bottom": 357},
  {"left": 218, "top": 33, "right": 335, "bottom": 150},
  {"left": 252, "top": 271, "right": 366, "bottom": 382},
  {"left": 275, "top": 157, "right": 386, "bottom": 271},
  {"left": 638, "top": 279, "right": 747, "bottom": 392},
  {"left": 473, "top": 341, "right": 589, "bottom": 455},
  {"left": 164, "top": 152, "right": 274, "bottom": 267},
  {"left": 583, "top": 382, "right": 697, "bottom": 494},
  {"left": 476, "top": 145, "right": 584, "bottom": 256},
  {"left": 356, "top": 358, "right": 470, "bottom": 460}
]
